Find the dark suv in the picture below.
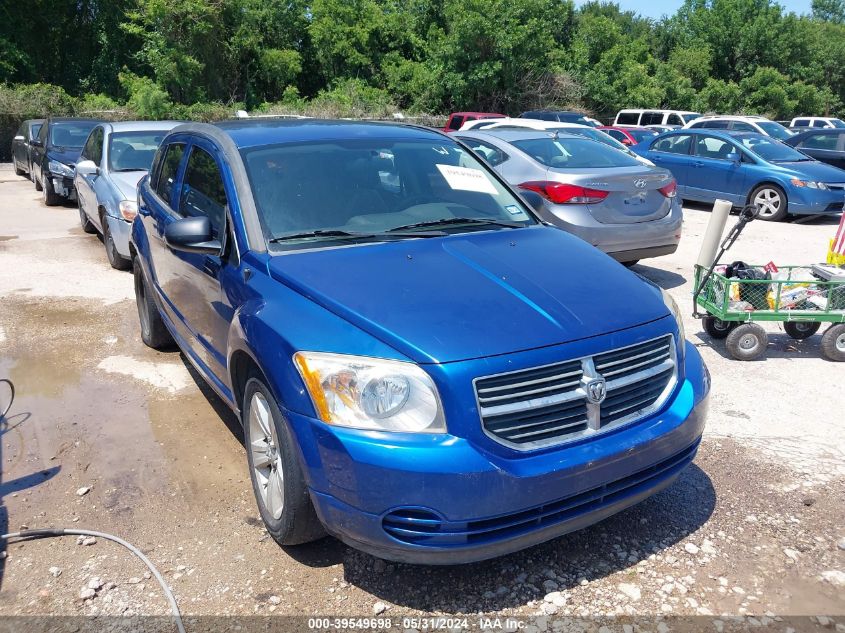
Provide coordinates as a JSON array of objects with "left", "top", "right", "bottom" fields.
[{"left": 31, "top": 117, "right": 102, "bottom": 205}]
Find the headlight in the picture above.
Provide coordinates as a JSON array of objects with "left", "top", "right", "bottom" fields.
[
  {"left": 790, "top": 178, "right": 828, "bottom": 190},
  {"left": 293, "top": 352, "right": 445, "bottom": 433},
  {"left": 48, "top": 160, "right": 74, "bottom": 177},
  {"left": 661, "top": 288, "right": 685, "bottom": 343},
  {"left": 119, "top": 200, "right": 138, "bottom": 222}
]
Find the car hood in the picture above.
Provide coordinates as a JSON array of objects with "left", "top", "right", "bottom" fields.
[
  {"left": 267, "top": 227, "right": 670, "bottom": 364},
  {"left": 109, "top": 170, "right": 147, "bottom": 200},
  {"left": 47, "top": 147, "right": 83, "bottom": 166},
  {"left": 774, "top": 160, "right": 845, "bottom": 182}
]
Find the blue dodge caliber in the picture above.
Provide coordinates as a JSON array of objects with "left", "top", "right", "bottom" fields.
[{"left": 131, "top": 120, "right": 709, "bottom": 564}]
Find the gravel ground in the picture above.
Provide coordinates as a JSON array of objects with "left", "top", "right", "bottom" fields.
[{"left": 0, "top": 162, "right": 843, "bottom": 632}]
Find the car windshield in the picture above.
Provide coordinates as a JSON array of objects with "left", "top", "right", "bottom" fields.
[
  {"left": 627, "top": 129, "right": 659, "bottom": 143},
  {"left": 50, "top": 121, "right": 99, "bottom": 148},
  {"left": 739, "top": 136, "right": 810, "bottom": 162},
  {"left": 756, "top": 121, "right": 794, "bottom": 140},
  {"left": 241, "top": 138, "right": 536, "bottom": 248},
  {"left": 511, "top": 136, "right": 642, "bottom": 168},
  {"left": 681, "top": 113, "right": 701, "bottom": 123},
  {"left": 109, "top": 132, "right": 168, "bottom": 172}
]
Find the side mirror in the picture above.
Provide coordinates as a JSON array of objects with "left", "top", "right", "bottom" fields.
[
  {"left": 13, "top": 135, "right": 24, "bottom": 141},
  {"left": 30, "top": 139, "right": 42, "bottom": 147},
  {"left": 726, "top": 152, "right": 741, "bottom": 163},
  {"left": 75, "top": 160, "right": 98, "bottom": 177},
  {"left": 519, "top": 189, "right": 546, "bottom": 214},
  {"left": 164, "top": 216, "right": 222, "bottom": 255}
]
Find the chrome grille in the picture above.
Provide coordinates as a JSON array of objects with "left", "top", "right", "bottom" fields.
[{"left": 475, "top": 335, "right": 677, "bottom": 450}]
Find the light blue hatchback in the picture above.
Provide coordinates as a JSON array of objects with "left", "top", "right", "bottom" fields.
[{"left": 633, "top": 130, "right": 845, "bottom": 221}]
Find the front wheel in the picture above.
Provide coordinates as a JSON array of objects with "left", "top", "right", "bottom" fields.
[
  {"left": 820, "top": 323, "right": 845, "bottom": 362},
  {"left": 42, "top": 171, "right": 62, "bottom": 206},
  {"left": 243, "top": 375, "right": 325, "bottom": 546},
  {"left": 703, "top": 316, "right": 736, "bottom": 339},
  {"left": 133, "top": 258, "right": 174, "bottom": 350},
  {"left": 79, "top": 206, "right": 97, "bottom": 234},
  {"left": 783, "top": 321, "right": 821, "bottom": 340},
  {"left": 103, "top": 219, "right": 131, "bottom": 270},
  {"left": 726, "top": 323, "right": 768, "bottom": 361},
  {"left": 749, "top": 184, "right": 787, "bottom": 222}
]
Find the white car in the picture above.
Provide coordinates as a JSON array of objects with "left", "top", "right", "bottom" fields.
[
  {"left": 790, "top": 116, "right": 845, "bottom": 130},
  {"left": 459, "top": 117, "right": 655, "bottom": 166},
  {"left": 683, "top": 115, "right": 794, "bottom": 141},
  {"left": 614, "top": 109, "right": 700, "bottom": 128}
]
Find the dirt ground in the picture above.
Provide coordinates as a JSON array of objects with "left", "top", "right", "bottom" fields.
[{"left": 0, "top": 162, "right": 843, "bottom": 632}]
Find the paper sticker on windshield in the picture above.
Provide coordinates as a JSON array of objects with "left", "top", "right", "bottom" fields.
[
  {"left": 436, "top": 164, "right": 498, "bottom": 195},
  {"left": 505, "top": 204, "right": 529, "bottom": 220}
]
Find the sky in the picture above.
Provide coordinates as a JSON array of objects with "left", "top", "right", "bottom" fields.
[{"left": 573, "top": 0, "right": 814, "bottom": 20}]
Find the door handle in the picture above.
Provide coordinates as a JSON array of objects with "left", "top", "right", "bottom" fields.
[{"left": 693, "top": 161, "right": 704, "bottom": 167}]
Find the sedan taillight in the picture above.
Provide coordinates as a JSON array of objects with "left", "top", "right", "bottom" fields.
[
  {"left": 519, "top": 181, "right": 609, "bottom": 204},
  {"left": 658, "top": 180, "right": 677, "bottom": 198}
]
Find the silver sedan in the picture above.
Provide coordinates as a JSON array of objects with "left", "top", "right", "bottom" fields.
[
  {"left": 74, "top": 121, "right": 179, "bottom": 269},
  {"left": 456, "top": 129, "right": 683, "bottom": 265}
]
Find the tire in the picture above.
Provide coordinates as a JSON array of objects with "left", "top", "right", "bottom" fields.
[
  {"left": 820, "top": 323, "right": 845, "bottom": 362},
  {"left": 103, "top": 217, "right": 131, "bottom": 270},
  {"left": 79, "top": 205, "right": 97, "bottom": 234},
  {"left": 725, "top": 323, "right": 768, "bottom": 361},
  {"left": 243, "top": 374, "right": 325, "bottom": 546},
  {"left": 749, "top": 184, "right": 788, "bottom": 222},
  {"left": 133, "top": 258, "right": 174, "bottom": 350},
  {"left": 703, "top": 316, "right": 736, "bottom": 339},
  {"left": 34, "top": 170, "right": 42, "bottom": 191},
  {"left": 783, "top": 321, "right": 821, "bottom": 340},
  {"left": 42, "top": 170, "right": 62, "bottom": 206}
]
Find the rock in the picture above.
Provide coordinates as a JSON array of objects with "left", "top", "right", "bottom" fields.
[
  {"left": 268, "top": 595, "right": 281, "bottom": 605},
  {"left": 87, "top": 577, "right": 103, "bottom": 590},
  {"left": 837, "top": 538, "right": 845, "bottom": 551},
  {"left": 543, "top": 592, "right": 566, "bottom": 607},
  {"left": 372, "top": 602, "right": 387, "bottom": 615},
  {"left": 661, "top": 583, "right": 674, "bottom": 594},
  {"left": 48, "top": 567, "right": 61, "bottom": 578},
  {"left": 657, "top": 623, "right": 670, "bottom": 633},
  {"left": 684, "top": 543, "right": 700, "bottom": 555},
  {"left": 76, "top": 487, "right": 91, "bottom": 497},
  {"left": 542, "top": 579, "right": 558, "bottom": 592},
  {"left": 713, "top": 619, "right": 724, "bottom": 633},
  {"left": 815, "top": 615, "right": 832, "bottom": 628},
  {"left": 79, "top": 587, "right": 96, "bottom": 600},
  {"left": 732, "top": 586, "right": 746, "bottom": 595},
  {"left": 76, "top": 535, "right": 85, "bottom": 545},
  {"left": 717, "top": 577, "right": 728, "bottom": 587},
  {"left": 834, "top": 624, "right": 845, "bottom": 633},
  {"left": 783, "top": 548, "right": 800, "bottom": 561},
  {"left": 617, "top": 583, "right": 641, "bottom": 601},
  {"left": 539, "top": 603, "right": 557, "bottom": 616},
  {"left": 700, "top": 539, "right": 718, "bottom": 555},
  {"left": 127, "top": 577, "right": 141, "bottom": 584},
  {"left": 82, "top": 537, "right": 96, "bottom": 546},
  {"left": 802, "top": 496, "right": 816, "bottom": 506},
  {"left": 482, "top": 591, "right": 496, "bottom": 599},
  {"left": 820, "top": 570, "right": 845, "bottom": 587}
]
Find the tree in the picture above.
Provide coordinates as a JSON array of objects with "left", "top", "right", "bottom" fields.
[{"left": 812, "top": 0, "right": 845, "bottom": 22}]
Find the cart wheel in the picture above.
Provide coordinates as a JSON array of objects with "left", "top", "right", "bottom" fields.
[
  {"left": 703, "top": 316, "right": 736, "bottom": 339},
  {"left": 820, "top": 323, "right": 845, "bottom": 362},
  {"left": 783, "top": 321, "right": 821, "bottom": 340},
  {"left": 726, "top": 323, "right": 768, "bottom": 361}
]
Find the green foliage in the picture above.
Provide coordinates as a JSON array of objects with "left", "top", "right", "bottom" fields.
[{"left": 1, "top": 0, "right": 845, "bottom": 128}]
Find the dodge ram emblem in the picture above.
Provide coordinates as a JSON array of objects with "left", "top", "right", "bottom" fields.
[{"left": 585, "top": 379, "right": 607, "bottom": 404}]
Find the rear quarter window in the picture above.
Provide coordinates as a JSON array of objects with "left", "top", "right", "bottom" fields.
[{"left": 616, "top": 112, "right": 639, "bottom": 125}]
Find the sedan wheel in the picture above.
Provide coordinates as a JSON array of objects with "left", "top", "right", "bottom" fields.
[
  {"left": 249, "top": 391, "right": 285, "bottom": 521},
  {"left": 750, "top": 185, "right": 787, "bottom": 221}
]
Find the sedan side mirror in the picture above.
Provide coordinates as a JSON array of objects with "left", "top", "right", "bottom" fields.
[
  {"left": 726, "top": 152, "right": 741, "bottom": 163},
  {"left": 164, "top": 216, "right": 222, "bottom": 255},
  {"left": 75, "top": 160, "right": 99, "bottom": 177}
]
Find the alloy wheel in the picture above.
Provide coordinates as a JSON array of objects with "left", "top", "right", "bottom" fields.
[
  {"left": 753, "top": 188, "right": 782, "bottom": 218},
  {"left": 249, "top": 392, "right": 284, "bottom": 520}
]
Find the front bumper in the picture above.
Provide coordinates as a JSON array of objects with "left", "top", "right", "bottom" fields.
[
  {"left": 788, "top": 186, "right": 845, "bottom": 215},
  {"left": 105, "top": 214, "right": 133, "bottom": 259},
  {"left": 286, "top": 341, "right": 710, "bottom": 564},
  {"left": 49, "top": 174, "right": 75, "bottom": 199}
]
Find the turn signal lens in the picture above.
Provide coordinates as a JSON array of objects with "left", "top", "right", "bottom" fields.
[
  {"left": 658, "top": 180, "right": 677, "bottom": 198},
  {"left": 119, "top": 200, "right": 138, "bottom": 221},
  {"left": 519, "top": 181, "right": 609, "bottom": 204}
]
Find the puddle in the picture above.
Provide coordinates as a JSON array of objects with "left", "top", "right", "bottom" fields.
[{"left": 97, "top": 355, "right": 191, "bottom": 394}]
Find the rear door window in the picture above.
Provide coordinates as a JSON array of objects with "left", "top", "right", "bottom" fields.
[
  {"left": 730, "top": 121, "right": 756, "bottom": 132},
  {"left": 793, "top": 119, "right": 809, "bottom": 127},
  {"left": 640, "top": 112, "right": 664, "bottom": 126},
  {"left": 651, "top": 134, "right": 693, "bottom": 155},
  {"left": 799, "top": 133, "right": 840, "bottom": 150},
  {"left": 178, "top": 146, "right": 227, "bottom": 239},
  {"left": 459, "top": 138, "right": 509, "bottom": 166},
  {"left": 666, "top": 113, "right": 683, "bottom": 126},
  {"left": 693, "top": 135, "right": 736, "bottom": 159},
  {"left": 154, "top": 143, "right": 185, "bottom": 206},
  {"left": 813, "top": 120, "right": 829, "bottom": 128}
]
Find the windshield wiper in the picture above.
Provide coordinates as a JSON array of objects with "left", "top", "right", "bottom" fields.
[
  {"left": 387, "top": 217, "right": 523, "bottom": 232},
  {"left": 268, "top": 228, "right": 445, "bottom": 243}
]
